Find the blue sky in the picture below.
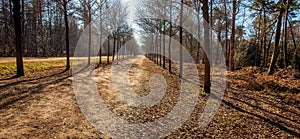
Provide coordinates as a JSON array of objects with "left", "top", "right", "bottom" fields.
[{"left": 121, "top": 0, "right": 300, "bottom": 41}]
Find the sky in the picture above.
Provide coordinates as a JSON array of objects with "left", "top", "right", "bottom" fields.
[
  {"left": 120, "top": 0, "right": 300, "bottom": 43},
  {"left": 121, "top": 0, "right": 143, "bottom": 46}
]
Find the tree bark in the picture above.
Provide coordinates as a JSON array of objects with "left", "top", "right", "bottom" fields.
[
  {"left": 262, "top": 1, "right": 267, "bottom": 67},
  {"left": 283, "top": 0, "right": 290, "bottom": 68},
  {"left": 229, "top": 0, "right": 236, "bottom": 71},
  {"left": 107, "top": 36, "right": 110, "bottom": 63},
  {"left": 63, "top": 0, "right": 70, "bottom": 70},
  {"left": 99, "top": 1, "right": 103, "bottom": 64},
  {"left": 168, "top": 0, "right": 172, "bottom": 73},
  {"left": 163, "top": 0, "right": 166, "bottom": 69},
  {"left": 159, "top": 33, "right": 162, "bottom": 66},
  {"left": 224, "top": 0, "right": 229, "bottom": 66},
  {"left": 202, "top": 0, "right": 211, "bottom": 93},
  {"left": 268, "top": 2, "right": 284, "bottom": 75},
  {"left": 288, "top": 20, "right": 298, "bottom": 69},
  {"left": 87, "top": 0, "right": 91, "bottom": 65},
  {"left": 12, "top": 0, "right": 25, "bottom": 77},
  {"left": 113, "top": 34, "right": 116, "bottom": 61},
  {"left": 179, "top": 0, "right": 183, "bottom": 78}
]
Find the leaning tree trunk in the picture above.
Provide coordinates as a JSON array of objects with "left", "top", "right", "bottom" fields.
[
  {"left": 12, "top": 0, "right": 25, "bottom": 77},
  {"left": 268, "top": 3, "right": 284, "bottom": 75},
  {"left": 288, "top": 20, "right": 298, "bottom": 69}
]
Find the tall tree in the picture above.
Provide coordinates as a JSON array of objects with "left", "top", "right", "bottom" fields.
[
  {"left": 63, "top": 0, "right": 70, "bottom": 70},
  {"left": 168, "top": 0, "right": 173, "bottom": 73},
  {"left": 229, "top": 0, "right": 236, "bottom": 71},
  {"left": 163, "top": 0, "right": 166, "bottom": 69},
  {"left": 224, "top": 0, "right": 229, "bottom": 66},
  {"left": 179, "top": 0, "right": 183, "bottom": 78},
  {"left": 268, "top": 1, "right": 285, "bottom": 75},
  {"left": 202, "top": 0, "right": 211, "bottom": 93},
  {"left": 12, "top": 0, "right": 24, "bottom": 77},
  {"left": 56, "top": 0, "right": 71, "bottom": 70},
  {"left": 107, "top": 36, "right": 110, "bottom": 63},
  {"left": 262, "top": 0, "right": 268, "bottom": 67},
  {"left": 192, "top": 0, "right": 201, "bottom": 64},
  {"left": 98, "top": 0, "right": 107, "bottom": 65},
  {"left": 283, "top": 0, "right": 291, "bottom": 68}
]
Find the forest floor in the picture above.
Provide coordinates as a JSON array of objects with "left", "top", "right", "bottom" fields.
[{"left": 0, "top": 56, "right": 299, "bottom": 138}]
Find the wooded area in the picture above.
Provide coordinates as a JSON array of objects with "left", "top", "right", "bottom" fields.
[
  {"left": 1, "top": 0, "right": 299, "bottom": 75},
  {"left": 0, "top": 0, "right": 300, "bottom": 138}
]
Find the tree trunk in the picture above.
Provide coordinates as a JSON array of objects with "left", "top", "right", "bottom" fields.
[
  {"left": 268, "top": 3, "right": 284, "bottom": 75},
  {"left": 229, "top": 0, "right": 236, "bottom": 71},
  {"left": 283, "top": 0, "right": 290, "bottom": 68},
  {"left": 216, "top": 20, "right": 222, "bottom": 65},
  {"left": 107, "top": 36, "right": 110, "bottom": 63},
  {"left": 257, "top": 11, "right": 262, "bottom": 67},
  {"left": 179, "top": 0, "right": 183, "bottom": 78},
  {"left": 288, "top": 20, "right": 298, "bottom": 69},
  {"left": 156, "top": 35, "right": 159, "bottom": 64},
  {"left": 196, "top": 2, "right": 201, "bottom": 64},
  {"left": 21, "top": 0, "right": 25, "bottom": 56},
  {"left": 12, "top": 0, "right": 25, "bottom": 77},
  {"left": 63, "top": 0, "right": 70, "bottom": 70},
  {"left": 168, "top": 0, "right": 172, "bottom": 73},
  {"left": 262, "top": 1, "right": 267, "bottom": 67},
  {"left": 87, "top": 2, "right": 91, "bottom": 65},
  {"left": 159, "top": 33, "right": 162, "bottom": 66},
  {"left": 224, "top": 0, "right": 229, "bottom": 66},
  {"left": 113, "top": 34, "right": 116, "bottom": 61},
  {"left": 266, "top": 29, "right": 274, "bottom": 65},
  {"left": 99, "top": 2, "right": 103, "bottom": 65},
  {"left": 202, "top": 0, "right": 211, "bottom": 93},
  {"left": 2, "top": 0, "right": 7, "bottom": 56}
]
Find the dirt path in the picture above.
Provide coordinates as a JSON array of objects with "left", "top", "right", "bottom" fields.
[{"left": 0, "top": 56, "right": 299, "bottom": 138}]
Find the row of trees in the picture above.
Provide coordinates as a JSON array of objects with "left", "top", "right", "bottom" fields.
[
  {"left": 138, "top": 0, "right": 215, "bottom": 93},
  {"left": 3, "top": 0, "right": 137, "bottom": 77},
  {"left": 2, "top": 0, "right": 300, "bottom": 94},
  {"left": 1, "top": 0, "right": 80, "bottom": 57},
  {"left": 138, "top": 0, "right": 299, "bottom": 93}
]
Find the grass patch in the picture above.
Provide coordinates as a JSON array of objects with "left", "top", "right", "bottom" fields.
[
  {"left": 0, "top": 60, "right": 67, "bottom": 77},
  {"left": 0, "top": 57, "right": 114, "bottom": 78}
]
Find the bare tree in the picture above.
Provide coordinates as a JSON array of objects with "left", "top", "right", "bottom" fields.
[
  {"left": 63, "top": 0, "right": 70, "bottom": 70},
  {"left": 168, "top": 0, "right": 173, "bottom": 73},
  {"left": 12, "top": 0, "right": 24, "bottom": 77},
  {"left": 229, "top": 0, "right": 236, "bottom": 71},
  {"left": 202, "top": 0, "right": 211, "bottom": 93},
  {"left": 179, "top": 0, "right": 183, "bottom": 78},
  {"left": 56, "top": 0, "right": 71, "bottom": 70}
]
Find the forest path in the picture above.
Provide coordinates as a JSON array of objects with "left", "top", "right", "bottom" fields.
[{"left": 0, "top": 56, "right": 299, "bottom": 138}]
